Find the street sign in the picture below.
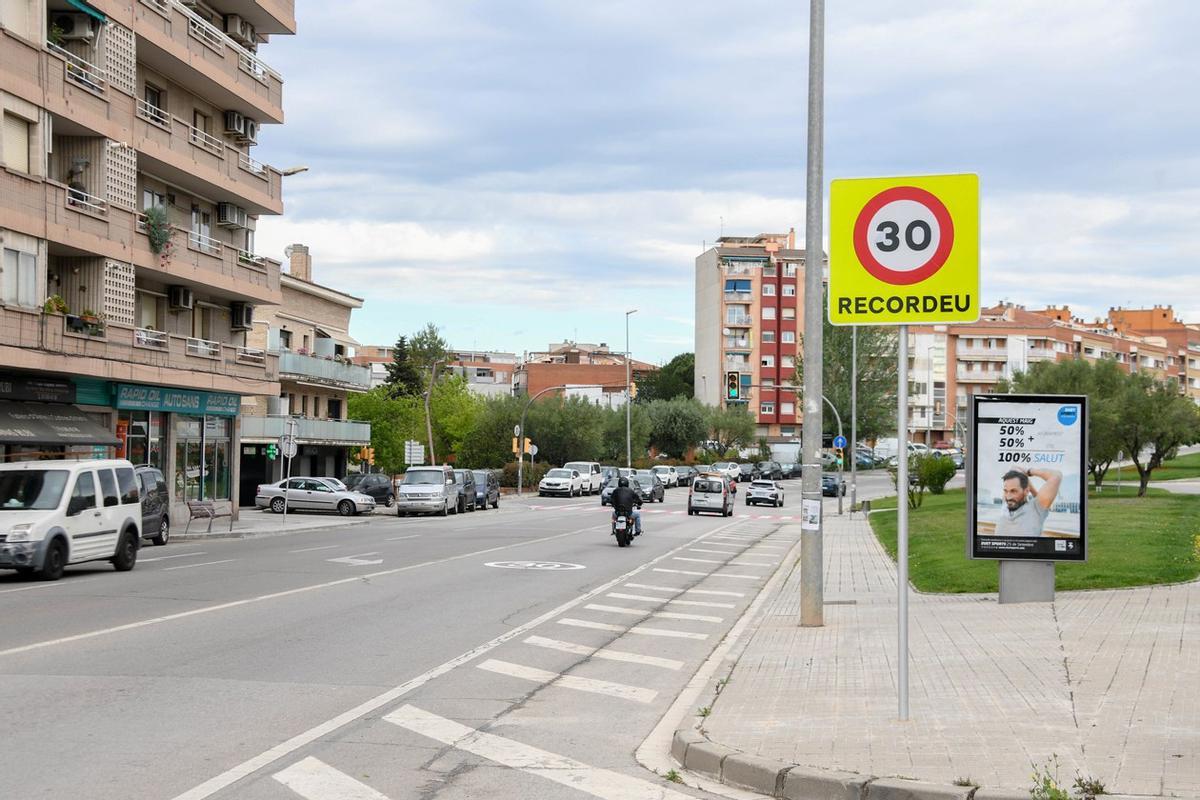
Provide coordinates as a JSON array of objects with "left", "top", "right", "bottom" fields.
[
  {"left": 404, "top": 440, "right": 426, "bottom": 465},
  {"left": 833, "top": 435, "right": 847, "bottom": 449},
  {"left": 513, "top": 424, "right": 521, "bottom": 437},
  {"left": 828, "top": 173, "right": 979, "bottom": 326},
  {"left": 529, "top": 444, "right": 538, "bottom": 457},
  {"left": 278, "top": 435, "right": 297, "bottom": 460}
]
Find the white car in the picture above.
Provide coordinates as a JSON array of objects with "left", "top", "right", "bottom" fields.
[
  {"left": 651, "top": 465, "right": 678, "bottom": 488},
  {"left": 0, "top": 459, "right": 143, "bottom": 581},
  {"left": 539, "top": 468, "right": 585, "bottom": 497},
  {"left": 563, "top": 461, "right": 603, "bottom": 494},
  {"left": 746, "top": 480, "right": 784, "bottom": 507},
  {"left": 710, "top": 462, "right": 741, "bottom": 481}
]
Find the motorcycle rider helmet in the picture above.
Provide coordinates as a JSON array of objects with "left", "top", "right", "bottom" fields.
[{"left": 618, "top": 477, "right": 629, "bottom": 487}]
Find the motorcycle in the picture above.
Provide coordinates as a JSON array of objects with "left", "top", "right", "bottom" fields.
[{"left": 612, "top": 513, "right": 633, "bottom": 547}]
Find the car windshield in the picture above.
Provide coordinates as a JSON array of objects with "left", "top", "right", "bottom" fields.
[
  {"left": 751, "top": 481, "right": 774, "bottom": 488},
  {"left": 472, "top": 471, "right": 490, "bottom": 483},
  {"left": 563, "top": 463, "right": 589, "bottom": 472},
  {"left": 635, "top": 471, "right": 655, "bottom": 480},
  {"left": 547, "top": 469, "right": 572, "bottom": 478},
  {"left": 402, "top": 471, "right": 442, "bottom": 485},
  {"left": 693, "top": 479, "right": 723, "bottom": 493},
  {"left": 0, "top": 470, "right": 69, "bottom": 510},
  {"left": 326, "top": 478, "right": 347, "bottom": 491},
  {"left": 453, "top": 473, "right": 468, "bottom": 485}
]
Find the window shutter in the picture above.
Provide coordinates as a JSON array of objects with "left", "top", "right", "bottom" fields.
[{"left": 3, "top": 113, "right": 31, "bottom": 173}]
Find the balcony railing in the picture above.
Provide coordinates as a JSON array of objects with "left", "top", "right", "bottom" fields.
[
  {"left": 134, "top": 328, "right": 168, "bottom": 349},
  {"left": 186, "top": 337, "right": 221, "bottom": 358},
  {"left": 277, "top": 350, "right": 371, "bottom": 389},
  {"left": 188, "top": 230, "right": 222, "bottom": 255},
  {"left": 187, "top": 123, "right": 225, "bottom": 156},
  {"left": 238, "top": 152, "right": 268, "bottom": 177},
  {"left": 723, "top": 291, "right": 752, "bottom": 302},
  {"left": 724, "top": 338, "right": 750, "bottom": 349},
  {"left": 136, "top": 98, "right": 171, "bottom": 128},
  {"left": 45, "top": 42, "right": 105, "bottom": 94},
  {"left": 240, "top": 415, "right": 371, "bottom": 445},
  {"left": 956, "top": 346, "right": 1006, "bottom": 358},
  {"left": 724, "top": 360, "right": 751, "bottom": 372},
  {"left": 726, "top": 315, "right": 753, "bottom": 327},
  {"left": 956, "top": 368, "right": 1003, "bottom": 382},
  {"left": 173, "top": 0, "right": 280, "bottom": 84},
  {"left": 65, "top": 188, "right": 107, "bottom": 216},
  {"left": 237, "top": 346, "right": 266, "bottom": 364}
]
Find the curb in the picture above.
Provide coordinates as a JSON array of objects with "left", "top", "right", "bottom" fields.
[
  {"left": 671, "top": 729, "right": 1036, "bottom": 800},
  {"left": 174, "top": 514, "right": 377, "bottom": 541}
]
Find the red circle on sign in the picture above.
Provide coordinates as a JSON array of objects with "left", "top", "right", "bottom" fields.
[{"left": 853, "top": 186, "right": 955, "bottom": 285}]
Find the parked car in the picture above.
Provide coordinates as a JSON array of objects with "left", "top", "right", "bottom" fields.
[
  {"left": 256, "top": 477, "right": 377, "bottom": 516},
  {"left": 472, "top": 469, "right": 500, "bottom": 509},
  {"left": 0, "top": 459, "right": 143, "bottom": 580},
  {"left": 600, "top": 475, "right": 620, "bottom": 506},
  {"left": 710, "top": 462, "right": 741, "bottom": 481},
  {"left": 675, "top": 465, "right": 698, "bottom": 486},
  {"left": 539, "top": 468, "right": 585, "bottom": 497},
  {"left": 451, "top": 470, "right": 477, "bottom": 513},
  {"left": 396, "top": 465, "right": 456, "bottom": 516},
  {"left": 746, "top": 479, "right": 784, "bottom": 507},
  {"left": 600, "top": 465, "right": 621, "bottom": 486},
  {"left": 821, "top": 474, "right": 846, "bottom": 497},
  {"left": 342, "top": 472, "right": 396, "bottom": 507},
  {"left": 688, "top": 474, "right": 733, "bottom": 516},
  {"left": 778, "top": 463, "right": 796, "bottom": 480},
  {"left": 650, "top": 465, "right": 678, "bottom": 488},
  {"left": 737, "top": 463, "right": 758, "bottom": 482},
  {"left": 633, "top": 470, "right": 666, "bottom": 503},
  {"left": 134, "top": 465, "right": 171, "bottom": 546},
  {"left": 563, "top": 461, "right": 604, "bottom": 494},
  {"left": 756, "top": 461, "right": 783, "bottom": 480},
  {"left": 932, "top": 448, "right": 965, "bottom": 469}
]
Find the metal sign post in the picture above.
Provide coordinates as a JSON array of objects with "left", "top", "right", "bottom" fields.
[
  {"left": 896, "top": 326, "right": 909, "bottom": 719},
  {"left": 280, "top": 418, "right": 298, "bottom": 526}
]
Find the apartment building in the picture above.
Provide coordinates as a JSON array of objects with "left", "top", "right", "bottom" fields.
[
  {"left": 237, "top": 245, "right": 370, "bottom": 504},
  {"left": 446, "top": 348, "right": 515, "bottom": 398},
  {"left": 908, "top": 303, "right": 1195, "bottom": 446},
  {"left": 0, "top": 0, "right": 294, "bottom": 521},
  {"left": 514, "top": 341, "right": 656, "bottom": 404},
  {"left": 694, "top": 231, "right": 809, "bottom": 440}
]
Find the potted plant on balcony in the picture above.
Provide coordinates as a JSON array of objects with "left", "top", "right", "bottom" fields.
[
  {"left": 43, "top": 295, "right": 69, "bottom": 315},
  {"left": 80, "top": 308, "right": 100, "bottom": 325},
  {"left": 144, "top": 205, "right": 175, "bottom": 264}
]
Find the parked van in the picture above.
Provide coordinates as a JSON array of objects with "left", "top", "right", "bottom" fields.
[
  {"left": 563, "top": 461, "right": 603, "bottom": 494},
  {"left": 395, "top": 465, "right": 456, "bottom": 516},
  {"left": 0, "top": 459, "right": 143, "bottom": 580},
  {"left": 688, "top": 474, "right": 733, "bottom": 517}
]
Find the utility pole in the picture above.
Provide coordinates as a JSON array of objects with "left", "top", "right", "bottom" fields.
[
  {"left": 424, "top": 361, "right": 440, "bottom": 465},
  {"left": 800, "top": 0, "right": 825, "bottom": 627}
]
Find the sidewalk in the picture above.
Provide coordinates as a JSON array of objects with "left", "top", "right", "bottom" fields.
[
  {"left": 175, "top": 508, "right": 378, "bottom": 540},
  {"left": 678, "top": 512, "right": 1199, "bottom": 798}
]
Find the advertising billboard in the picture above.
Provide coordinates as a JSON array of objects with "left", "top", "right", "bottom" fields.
[{"left": 968, "top": 394, "right": 1087, "bottom": 561}]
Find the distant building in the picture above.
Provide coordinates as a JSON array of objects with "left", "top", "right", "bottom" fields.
[{"left": 515, "top": 342, "right": 656, "bottom": 405}]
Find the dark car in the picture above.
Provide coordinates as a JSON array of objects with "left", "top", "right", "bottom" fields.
[
  {"left": 472, "top": 469, "right": 500, "bottom": 509},
  {"left": 451, "top": 470, "right": 477, "bottom": 513},
  {"left": 778, "top": 463, "right": 795, "bottom": 479},
  {"left": 821, "top": 474, "right": 846, "bottom": 497},
  {"left": 756, "top": 461, "right": 783, "bottom": 480},
  {"left": 737, "top": 463, "right": 758, "bottom": 482},
  {"left": 134, "top": 465, "right": 170, "bottom": 546},
  {"left": 676, "top": 465, "right": 697, "bottom": 486},
  {"left": 632, "top": 470, "right": 666, "bottom": 503},
  {"left": 342, "top": 472, "right": 396, "bottom": 507}
]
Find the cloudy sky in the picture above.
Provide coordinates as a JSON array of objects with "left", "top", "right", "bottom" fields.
[{"left": 255, "top": 0, "right": 1200, "bottom": 364}]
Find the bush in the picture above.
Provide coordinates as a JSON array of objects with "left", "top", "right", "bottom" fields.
[
  {"left": 500, "top": 461, "right": 549, "bottom": 489},
  {"left": 919, "top": 454, "right": 958, "bottom": 494}
]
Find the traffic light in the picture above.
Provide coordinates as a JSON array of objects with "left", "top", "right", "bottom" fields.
[
  {"left": 726, "top": 371, "right": 740, "bottom": 400},
  {"left": 512, "top": 438, "right": 534, "bottom": 455},
  {"left": 835, "top": 447, "right": 844, "bottom": 468},
  {"left": 366, "top": 447, "right": 375, "bottom": 463},
  {"left": 266, "top": 443, "right": 278, "bottom": 461},
  {"left": 630, "top": 381, "right": 638, "bottom": 399}
]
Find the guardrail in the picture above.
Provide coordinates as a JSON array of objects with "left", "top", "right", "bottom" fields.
[
  {"left": 136, "top": 98, "right": 171, "bottom": 128},
  {"left": 45, "top": 41, "right": 105, "bottom": 93},
  {"left": 186, "top": 337, "right": 220, "bottom": 358}
]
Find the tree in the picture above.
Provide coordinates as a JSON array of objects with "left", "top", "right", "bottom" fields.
[
  {"left": 383, "top": 335, "right": 424, "bottom": 397},
  {"left": 646, "top": 397, "right": 707, "bottom": 458},
  {"left": 794, "top": 315, "right": 898, "bottom": 445},
  {"left": 430, "top": 375, "right": 483, "bottom": 463},
  {"left": 409, "top": 322, "right": 449, "bottom": 372},
  {"left": 347, "top": 388, "right": 424, "bottom": 474},
  {"left": 525, "top": 395, "right": 605, "bottom": 466},
  {"left": 600, "top": 404, "right": 650, "bottom": 463},
  {"left": 706, "top": 405, "right": 756, "bottom": 455},
  {"left": 457, "top": 395, "right": 525, "bottom": 469},
  {"left": 636, "top": 353, "right": 694, "bottom": 403},
  {"left": 1115, "top": 374, "right": 1200, "bottom": 496}
]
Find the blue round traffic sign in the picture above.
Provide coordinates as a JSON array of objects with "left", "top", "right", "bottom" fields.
[{"left": 833, "top": 435, "right": 847, "bottom": 449}]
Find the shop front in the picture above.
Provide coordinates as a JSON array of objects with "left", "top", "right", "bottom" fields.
[{"left": 0, "top": 374, "right": 117, "bottom": 460}]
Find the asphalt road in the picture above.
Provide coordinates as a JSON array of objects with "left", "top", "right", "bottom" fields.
[{"left": 0, "top": 472, "right": 897, "bottom": 800}]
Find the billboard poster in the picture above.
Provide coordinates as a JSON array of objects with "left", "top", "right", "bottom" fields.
[{"left": 968, "top": 394, "right": 1087, "bottom": 561}]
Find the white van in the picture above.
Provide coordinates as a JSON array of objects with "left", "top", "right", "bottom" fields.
[
  {"left": 0, "top": 459, "right": 143, "bottom": 581},
  {"left": 563, "top": 461, "right": 603, "bottom": 495}
]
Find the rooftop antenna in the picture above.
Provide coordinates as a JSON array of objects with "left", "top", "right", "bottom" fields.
[{"left": 720, "top": 216, "right": 724, "bottom": 237}]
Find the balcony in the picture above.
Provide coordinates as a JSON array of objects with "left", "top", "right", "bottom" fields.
[
  {"left": 1027, "top": 346, "right": 1058, "bottom": 360},
  {"left": 723, "top": 291, "right": 753, "bottom": 303},
  {"left": 956, "top": 368, "right": 1003, "bottom": 384},
  {"left": 0, "top": 307, "right": 277, "bottom": 393},
  {"left": 726, "top": 315, "right": 753, "bottom": 327},
  {"left": 724, "top": 359, "right": 751, "bottom": 373},
  {"left": 134, "top": 0, "right": 285, "bottom": 123},
  {"left": 724, "top": 338, "right": 751, "bottom": 349},
  {"left": 240, "top": 415, "right": 371, "bottom": 446},
  {"left": 277, "top": 350, "right": 372, "bottom": 390},
  {"left": 956, "top": 346, "right": 1007, "bottom": 360}
]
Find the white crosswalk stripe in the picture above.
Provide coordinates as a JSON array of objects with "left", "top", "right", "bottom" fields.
[
  {"left": 385, "top": 705, "right": 694, "bottom": 800},
  {"left": 523, "top": 635, "right": 683, "bottom": 670},
  {"left": 673, "top": 556, "right": 723, "bottom": 564},
  {"left": 607, "top": 592, "right": 735, "bottom": 609},
  {"left": 689, "top": 547, "right": 743, "bottom": 554},
  {"left": 624, "top": 582, "right": 745, "bottom": 597},
  {"left": 653, "top": 568, "right": 761, "bottom": 580},
  {"left": 584, "top": 603, "right": 723, "bottom": 623},
  {"left": 557, "top": 618, "right": 708, "bottom": 640},
  {"left": 476, "top": 659, "right": 657, "bottom": 703},
  {"left": 273, "top": 756, "right": 390, "bottom": 800}
]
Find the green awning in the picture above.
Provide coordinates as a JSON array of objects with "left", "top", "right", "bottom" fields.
[{"left": 66, "top": 0, "right": 107, "bottom": 23}]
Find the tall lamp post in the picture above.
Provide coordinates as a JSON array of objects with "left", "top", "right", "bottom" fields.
[{"left": 625, "top": 309, "right": 637, "bottom": 468}]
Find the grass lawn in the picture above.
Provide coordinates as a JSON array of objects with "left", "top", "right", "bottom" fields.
[
  {"left": 869, "top": 487, "right": 1200, "bottom": 593},
  {"left": 1138, "top": 450, "right": 1200, "bottom": 482}
]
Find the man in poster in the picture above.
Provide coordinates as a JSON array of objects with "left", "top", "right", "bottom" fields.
[{"left": 995, "top": 467, "right": 1062, "bottom": 537}]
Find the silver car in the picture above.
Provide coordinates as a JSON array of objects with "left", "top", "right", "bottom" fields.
[
  {"left": 745, "top": 479, "right": 784, "bottom": 508},
  {"left": 255, "top": 477, "right": 376, "bottom": 516}
]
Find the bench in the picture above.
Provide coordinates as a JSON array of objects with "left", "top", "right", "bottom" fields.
[{"left": 185, "top": 500, "right": 234, "bottom": 534}]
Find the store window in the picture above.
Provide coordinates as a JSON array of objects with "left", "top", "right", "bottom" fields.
[
  {"left": 118, "top": 410, "right": 166, "bottom": 468},
  {"left": 203, "top": 416, "right": 231, "bottom": 501},
  {"left": 174, "top": 415, "right": 232, "bottom": 502}
]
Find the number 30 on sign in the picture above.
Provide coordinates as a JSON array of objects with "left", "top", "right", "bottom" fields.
[{"left": 828, "top": 173, "right": 979, "bottom": 326}]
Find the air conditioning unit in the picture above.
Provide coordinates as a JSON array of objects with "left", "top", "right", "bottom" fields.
[
  {"left": 51, "top": 13, "right": 95, "bottom": 41},
  {"left": 222, "top": 14, "right": 257, "bottom": 47},
  {"left": 216, "top": 202, "right": 248, "bottom": 228},
  {"left": 230, "top": 302, "right": 254, "bottom": 330},
  {"left": 223, "top": 110, "right": 245, "bottom": 136},
  {"left": 168, "top": 286, "right": 194, "bottom": 311},
  {"left": 238, "top": 118, "right": 258, "bottom": 144}
]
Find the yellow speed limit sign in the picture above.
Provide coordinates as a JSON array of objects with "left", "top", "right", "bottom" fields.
[{"left": 828, "top": 173, "right": 979, "bottom": 325}]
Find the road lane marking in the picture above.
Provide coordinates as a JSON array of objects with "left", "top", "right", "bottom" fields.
[
  {"left": 385, "top": 705, "right": 693, "bottom": 800},
  {"left": 163, "top": 517, "right": 743, "bottom": 799},
  {"left": 584, "top": 603, "right": 722, "bottom": 624},
  {"left": 162, "top": 559, "right": 237, "bottom": 571},
  {"left": 327, "top": 553, "right": 384, "bottom": 567},
  {"left": 136, "top": 551, "right": 208, "bottom": 563},
  {"left": 557, "top": 619, "right": 708, "bottom": 640},
  {"left": 673, "top": 556, "right": 723, "bottom": 564},
  {"left": 386, "top": 535, "right": 420, "bottom": 541},
  {"left": 476, "top": 659, "right": 656, "bottom": 704},
  {"left": 732, "top": 560, "right": 775, "bottom": 567},
  {"left": 288, "top": 545, "right": 340, "bottom": 553},
  {"left": 652, "top": 568, "right": 760, "bottom": 580},
  {"left": 606, "top": 592, "right": 734, "bottom": 609},
  {"left": 623, "top": 582, "right": 746, "bottom": 598},
  {"left": 272, "top": 757, "right": 390, "bottom": 800},
  {"left": 688, "top": 547, "right": 742, "bottom": 554},
  {"left": 0, "top": 577, "right": 99, "bottom": 594},
  {"left": 523, "top": 636, "right": 683, "bottom": 670}
]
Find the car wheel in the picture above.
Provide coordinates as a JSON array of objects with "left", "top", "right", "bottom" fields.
[
  {"left": 152, "top": 516, "right": 170, "bottom": 546},
  {"left": 111, "top": 529, "right": 138, "bottom": 572},
  {"left": 439, "top": 500, "right": 449, "bottom": 517},
  {"left": 384, "top": 493, "right": 395, "bottom": 508},
  {"left": 270, "top": 497, "right": 285, "bottom": 514},
  {"left": 492, "top": 497, "right": 499, "bottom": 509},
  {"left": 39, "top": 537, "right": 67, "bottom": 581},
  {"left": 337, "top": 500, "right": 355, "bottom": 516},
  {"left": 458, "top": 497, "right": 466, "bottom": 514}
]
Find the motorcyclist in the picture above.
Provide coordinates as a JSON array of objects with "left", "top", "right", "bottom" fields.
[{"left": 609, "top": 477, "right": 643, "bottom": 537}]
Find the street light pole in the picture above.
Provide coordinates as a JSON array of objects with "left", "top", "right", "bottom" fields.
[{"left": 626, "top": 309, "right": 637, "bottom": 469}]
